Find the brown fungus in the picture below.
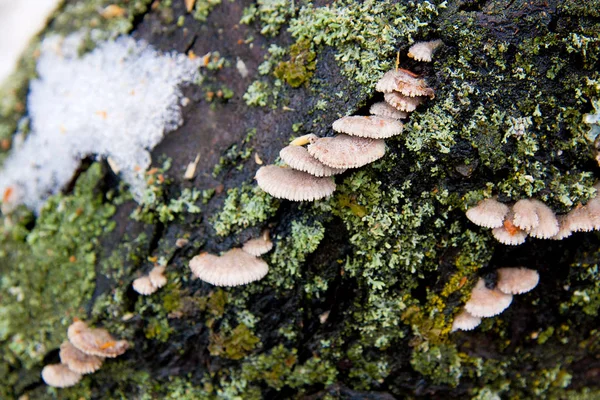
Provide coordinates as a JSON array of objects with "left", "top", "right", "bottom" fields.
[
  {"left": 41, "top": 363, "right": 83, "bottom": 388},
  {"left": 407, "top": 39, "right": 443, "bottom": 62},
  {"left": 242, "top": 231, "right": 274, "bottom": 257},
  {"left": 331, "top": 115, "right": 404, "bottom": 139},
  {"left": 307, "top": 134, "right": 386, "bottom": 169},
  {"left": 464, "top": 278, "right": 513, "bottom": 318},
  {"left": 496, "top": 267, "right": 539, "bottom": 295},
  {"left": 369, "top": 101, "right": 409, "bottom": 120},
  {"left": 279, "top": 145, "right": 346, "bottom": 177},
  {"left": 67, "top": 320, "right": 129, "bottom": 358},
  {"left": 255, "top": 165, "right": 336, "bottom": 201},
  {"left": 189, "top": 248, "right": 269, "bottom": 286},
  {"left": 59, "top": 341, "right": 104, "bottom": 375}
]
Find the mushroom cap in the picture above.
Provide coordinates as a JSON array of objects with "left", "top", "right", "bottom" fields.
[
  {"left": 407, "top": 39, "right": 443, "bottom": 62},
  {"left": 527, "top": 200, "right": 559, "bottom": 239},
  {"left": 332, "top": 115, "right": 404, "bottom": 139},
  {"left": 369, "top": 102, "right": 409, "bottom": 120},
  {"left": 464, "top": 278, "right": 513, "bottom": 318},
  {"left": 384, "top": 92, "right": 425, "bottom": 112},
  {"left": 549, "top": 214, "right": 572, "bottom": 240},
  {"left": 496, "top": 267, "right": 539, "bottom": 295},
  {"left": 41, "top": 363, "right": 83, "bottom": 388},
  {"left": 59, "top": 341, "right": 104, "bottom": 374},
  {"left": 189, "top": 249, "right": 269, "bottom": 286},
  {"left": 492, "top": 223, "right": 528, "bottom": 245},
  {"left": 465, "top": 198, "right": 509, "bottom": 229},
  {"left": 242, "top": 232, "right": 274, "bottom": 257},
  {"left": 375, "top": 69, "right": 435, "bottom": 98},
  {"left": 451, "top": 309, "right": 482, "bottom": 332},
  {"left": 512, "top": 199, "right": 540, "bottom": 231},
  {"left": 307, "top": 134, "right": 386, "bottom": 169},
  {"left": 132, "top": 275, "right": 158, "bottom": 295},
  {"left": 279, "top": 145, "right": 346, "bottom": 177},
  {"left": 255, "top": 165, "right": 336, "bottom": 201},
  {"left": 67, "top": 320, "right": 129, "bottom": 358},
  {"left": 149, "top": 266, "right": 167, "bottom": 289},
  {"left": 565, "top": 205, "right": 595, "bottom": 232}
]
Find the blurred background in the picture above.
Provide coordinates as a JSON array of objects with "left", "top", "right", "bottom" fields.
[{"left": 0, "top": 0, "right": 60, "bottom": 83}]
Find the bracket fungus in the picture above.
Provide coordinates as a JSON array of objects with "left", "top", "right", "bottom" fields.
[
  {"left": 369, "top": 101, "right": 409, "bottom": 120},
  {"left": 307, "top": 134, "right": 386, "bottom": 169},
  {"left": 464, "top": 278, "right": 513, "bottom": 318},
  {"left": 189, "top": 248, "right": 269, "bottom": 287},
  {"left": 59, "top": 341, "right": 104, "bottom": 374},
  {"left": 67, "top": 320, "right": 129, "bottom": 358},
  {"left": 465, "top": 198, "right": 509, "bottom": 229},
  {"left": 496, "top": 267, "right": 539, "bottom": 295},
  {"left": 375, "top": 69, "right": 435, "bottom": 98},
  {"left": 407, "top": 39, "right": 443, "bottom": 62},
  {"left": 331, "top": 115, "right": 404, "bottom": 139},
  {"left": 41, "top": 363, "right": 83, "bottom": 388},
  {"left": 242, "top": 231, "right": 274, "bottom": 257},
  {"left": 255, "top": 165, "right": 336, "bottom": 201},
  {"left": 132, "top": 275, "right": 158, "bottom": 295},
  {"left": 149, "top": 265, "right": 168, "bottom": 289},
  {"left": 383, "top": 92, "right": 425, "bottom": 113},
  {"left": 512, "top": 199, "right": 559, "bottom": 239},
  {"left": 451, "top": 310, "right": 482, "bottom": 332},
  {"left": 279, "top": 145, "right": 346, "bottom": 177}
]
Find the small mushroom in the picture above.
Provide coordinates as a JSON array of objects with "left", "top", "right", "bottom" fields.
[
  {"left": 41, "top": 363, "right": 83, "bottom": 388},
  {"left": 451, "top": 309, "right": 482, "bottom": 332},
  {"left": 512, "top": 199, "right": 540, "bottom": 231},
  {"left": 384, "top": 92, "right": 426, "bottom": 112},
  {"left": 59, "top": 341, "right": 104, "bottom": 374},
  {"left": 550, "top": 215, "right": 572, "bottom": 240},
  {"left": 132, "top": 276, "right": 158, "bottom": 295},
  {"left": 465, "top": 198, "right": 509, "bottom": 229},
  {"left": 255, "top": 165, "right": 336, "bottom": 201},
  {"left": 376, "top": 69, "right": 435, "bottom": 98},
  {"left": 67, "top": 320, "right": 129, "bottom": 358},
  {"left": 149, "top": 266, "right": 167, "bottom": 289},
  {"left": 407, "top": 40, "right": 443, "bottom": 62},
  {"left": 369, "top": 102, "right": 409, "bottom": 120},
  {"left": 464, "top": 278, "right": 513, "bottom": 318},
  {"left": 189, "top": 249, "right": 269, "bottom": 286},
  {"left": 496, "top": 267, "right": 539, "bottom": 295},
  {"left": 242, "top": 231, "right": 274, "bottom": 257},
  {"left": 332, "top": 116, "right": 404, "bottom": 139},
  {"left": 279, "top": 145, "right": 346, "bottom": 177},
  {"left": 527, "top": 201, "right": 559, "bottom": 239},
  {"left": 308, "top": 134, "right": 386, "bottom": 169},
  {"left": 491, "top": 211, "right": 528, "bottom": 245}
]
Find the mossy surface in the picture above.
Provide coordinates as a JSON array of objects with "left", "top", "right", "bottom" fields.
[{"left": 3, "top": 0, "right": 600, "bottom": 399}]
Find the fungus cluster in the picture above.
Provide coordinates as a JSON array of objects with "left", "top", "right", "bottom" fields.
[
  {"left": 189, "top": 231, "right": 273, "bottom": 286},
  {"left": 132, "top": 265, "right": 168, "bottom": 296},
  {"left": 41, "top": 320, "right": 128, "bottom": 388},
  {"left": 466, "top": 185, "right": 600, "bottom": 245},
  {"left": 452, "top": 268, "right": 539, "bottom": 332},
  {"left": 255, "top": 43, "right": 440, "bottom": 202}
]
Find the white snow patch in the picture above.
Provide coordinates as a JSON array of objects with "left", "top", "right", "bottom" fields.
[{"left": 0, "top": 34, "right": 200, "bottom": 211}]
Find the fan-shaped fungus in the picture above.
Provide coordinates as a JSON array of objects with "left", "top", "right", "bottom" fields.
[
  {"left": 332, "top": 115, "right": 404, "bottom": 139},
  {"left": 67, "top": 320, "right": 129, "bottom": 358},
  {"left": 407, "top": 40, "right": 443, "bottom": 62},
  {"left": 492, "top": 211, "right": 528, "bottom": 245},
  {"left": 465, "top": 198, "right": 509, "bottom": 229},
  {"left": 132, "top": 275, "right": 158, "bottom": 295},
  {"left": 189, "top": 248, "right": 269, "bottom": 286},
  {"left": 41, "top": 363, "right": 83, "bottom": 388},
  {"left": 279, "top": 145, "right": 346, "bottom": 177},
  {"left": 383, "top": 92, "right": 426, "bottom": 112},
  {"left": 464, "top": 278, "right": 513, "bottom": 318},
  {"left": 496, "top": 267, "right": 539, "bottom": 295},
  {"left": 451, "top": 309, "right": 482, "bottom": 332},
  {"left": 376, "top": 69, "right": 435, "bottom": 98},
  {"left": 369, "top": 101, "right": 409, "bottom": 120},
  {"left": 242, "top": 231, "right": 274, "bottom": 257},
  {"left": 255, "top": 165, "right": 336, "bottom": 201},
  {"left": 307, "top": 134, "right": 386, "bottom": 169},
  {"left": 149, "top": 265, "right": 167, "bottom": 289},
  {"left": 59, "top": 341, "right": 104, "bottom": 374}
]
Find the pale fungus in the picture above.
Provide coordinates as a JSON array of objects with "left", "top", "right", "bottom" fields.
[
  {"left": 149, "top": 265, "right": 168, "bottom": 289},
  {"left": 307, "top": 134, "right": 386, "bottom": 169},
  {"left": 132, "top": 275, "right": 158, "bottom": 295},
  {"left": 242, "top": 231, "right": 274, "bottom": 257},
  {"left": 465, "top": 198, "right": 509, "bottom": 229},
  {"left": 41, "top": 363, "right": 83, "bottom": 388},
  {"left": 451, "top": 309, "right": 482, "bottom": 332},
  {"left": 550, "top": 215, "right": 573, "bottom": 240},
  {"left": 407, "top": 39, "right": 443, "bottom": 62},
  {"left": 383, "top": 92, "right": 426, "bottom": 112},
  {"left": 67, "top": 320, "right": 129, "bottom": 358},
  {"left": 375, "top": 69, "right": 435, "bottom": 98},
  {"left": 512, "top": 199, "right": 540, "bottom": 231},
  {"left": 189, "top": 249, "right": 269, "bottom": 286},
  {"left": 496, "top": 267, "right": 539, "bottom": 295},
  {"left": 527, "top": 201, "right": 559, "bottom": 239},
  {"left": 369, "top": 101, "right": 409, "bottom": 120},
  {"left": 59, "top": 341, "right": 104, "bottom": 374},
  {"left": 255, "top": 165, "right": 336, "bottom": 201},
  {"left": 491, "top": 211, "right": 528, "bottom": 245},
  {"left": 464, "top": 278, "right": 513, "bottom": 318},
  {"left": 279, "top": 145, "right": 346, "bottom": 177},
  {"left": 331, "top": 115, "right": 404, "bottom": 139}
]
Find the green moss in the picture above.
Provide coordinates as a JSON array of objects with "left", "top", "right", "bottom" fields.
[
  {"left": 0, "top": 163, "right": 115, "bottom": 372},
  {"left": 411, "top": 343, "right": 462, "bottom": 386},
  {"left": 192, "top": 0, "right": 222, "bottom": 22},
  {"left": 208, "top": 323, "right": 260, "bottom": 360},
  {"left": 212, "top": 129, "right": 256, "bottom": 177},
  {"left": 274, "top": 40, "right": 317, "bottom": 88},
  {"left": 240, "top": 0, "right": 294, "bottom": 37}
]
